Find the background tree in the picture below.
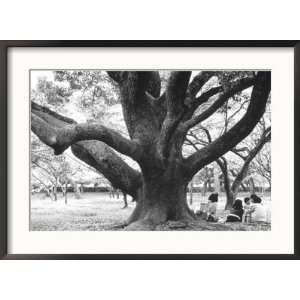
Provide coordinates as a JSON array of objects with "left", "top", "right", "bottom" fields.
[
  {"left": 31, "top": 70, "right": 271, "bottom": 229},
  {"left": 186, "top": 124, "right": 271, "bottom": 208},
  {"left": 31, "top": 134, "right": 73, "bottom": 201},
  {"left": 251, "top": 143, "right": 271, "bottom": 189},
  {"left": 217, "top": 127, "right": 271, "bottom": 208}
]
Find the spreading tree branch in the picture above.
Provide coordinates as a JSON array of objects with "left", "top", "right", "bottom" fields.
[
  {"left": 31, "top": 102, "right": 142, "bottom": 197},
  {"left": 183, "top": 72, "right": 218, "bottom": 118},
  {"left": 156, "top": 71, "right": 191, "bottom": 161},
  {"left": 71, "top": 141, "right": 142, "bottom": 197},
  {"left": 183, "top": 71, "right": 271, "bottom": 179},
  {"left": 231, "top": 126, "right": 271, "bottom": 192},
  {"left": 31, "top": 103, "right": 143, "bottom": 161},
  {"left": 183, "top": 76, "right": 255, "bottom": 130}
]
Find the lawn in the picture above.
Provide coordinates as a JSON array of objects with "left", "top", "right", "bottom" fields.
[{"left": 30, "top": 192, "right": 271, "bottom": 231}]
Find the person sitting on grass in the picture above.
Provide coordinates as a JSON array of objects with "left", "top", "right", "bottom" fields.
[
  {"left": 206, "top": 193, "right": 219, "bottom": 222},
  {"left": 248, "top": 194, "right": 267, "bottom": 223},
  {"left": 243, "top": 197, "right": 252, "bottom": 222},
  {"left": 226, "top": 199, "right": 244, "bottom": 222}
]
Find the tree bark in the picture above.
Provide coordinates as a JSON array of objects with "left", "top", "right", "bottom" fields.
[
  {"left": 225, "top": 190, "right": 237, "bottom": 210},
  {"left": 126, "top": 173, "right": 195, "bottom": 230}
]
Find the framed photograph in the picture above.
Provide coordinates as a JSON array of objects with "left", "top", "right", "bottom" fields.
[{"left": 0, "top": 41, "right": 299, "bottom": 259}]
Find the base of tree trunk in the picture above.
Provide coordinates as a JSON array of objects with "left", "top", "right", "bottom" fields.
[{"left": 125, "top": 197, "right": 196, "bottom": 230}]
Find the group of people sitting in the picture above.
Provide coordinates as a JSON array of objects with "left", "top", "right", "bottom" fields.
[{"left": 205, "top": 193, "right": 268, "bottom": 223}]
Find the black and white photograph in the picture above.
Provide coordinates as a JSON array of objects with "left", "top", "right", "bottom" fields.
[
  {"left": 1, "top": 1, "right": 300, "bottom": 297},
  {"left": 30, "top": 69, "right": 271, "bottom": 231}
]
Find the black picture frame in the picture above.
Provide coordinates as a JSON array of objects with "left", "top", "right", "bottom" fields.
[{"left": 0, "top": 40, "right": 299, "bottom": 260}]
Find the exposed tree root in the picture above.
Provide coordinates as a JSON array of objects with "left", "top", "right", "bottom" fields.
[
  {"left": 108, "top": 222, "right": 128, "bottom": 230},
  {"left": 124, "top": 219, "right": 156, "bottom": 231}
]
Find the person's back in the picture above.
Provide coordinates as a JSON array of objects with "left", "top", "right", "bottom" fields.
[
  {"left": 226, "top": 199, "right": 244, "bottom": 222},
  {"left": 249, "top": 194, "right": 267, "bottom": 223},
  {"left": 230, "top": 208, "right": 244, "bottom": 220},
  {"left": 207, "top": 201, "right": 217, "bottom": 214},
  {"left": 251, "top": 203, "right": 267, "bottom": 222}
]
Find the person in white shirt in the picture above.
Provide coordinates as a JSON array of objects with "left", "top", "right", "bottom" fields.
[{"left": 249, "top": 194, "right": 267, "bottom": 223}]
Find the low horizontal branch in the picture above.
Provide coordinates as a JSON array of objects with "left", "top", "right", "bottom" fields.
[
  {"left": 31, "top": 102, "right": 143, "bottom": 197},
  {"left": 31, "top": 114, "right": 143, "bottom": 161}
]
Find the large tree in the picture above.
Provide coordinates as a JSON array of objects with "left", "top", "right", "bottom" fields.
[{"left": 31, "top": 71, "right": 271, "bottom": 229}]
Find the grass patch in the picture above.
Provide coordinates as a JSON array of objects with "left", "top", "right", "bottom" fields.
[{"left": 31, "top": 192, "right": 271, "bottom": 231}]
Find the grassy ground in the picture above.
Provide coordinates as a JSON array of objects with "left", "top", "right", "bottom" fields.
[{"left": 30, "top": 192, "right": 271, "bottom": 231}]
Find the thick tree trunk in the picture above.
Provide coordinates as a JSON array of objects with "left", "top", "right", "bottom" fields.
[{"left": 126, "top": 175, "right": 195, "bottom": 230}]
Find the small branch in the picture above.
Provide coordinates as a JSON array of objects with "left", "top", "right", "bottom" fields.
[
  {"left": 231, "top": 127, "right": 270, "bottom": 192},
  {"left": 185, "top": 71, "right": 215, "bottom": 100},
  {"left": 32, "top": 161, "right": 56, "bottom": 185},
  {"left": 186, "top": 127, "right": 247, "bottom": 160},
  {"left": 183, "top": 71, "right": 271, "bottom": 179},
  {"left": 183, "top": 86, "right": 223, "bottom": 121},
  {"left": 183, "top": 77, "right": 255, "bottom": 130}
]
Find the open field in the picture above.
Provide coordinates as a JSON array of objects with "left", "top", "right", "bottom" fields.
[{"left": 30, "top": 192, "right": 271, "bottom": 231}]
